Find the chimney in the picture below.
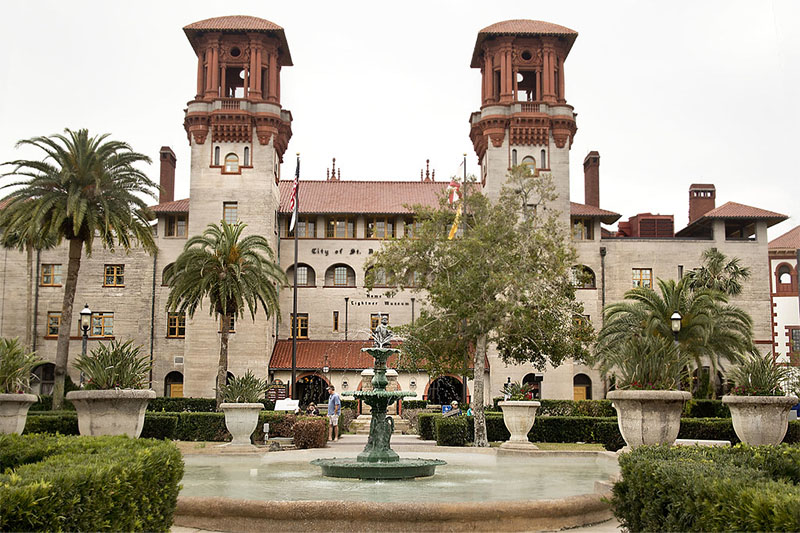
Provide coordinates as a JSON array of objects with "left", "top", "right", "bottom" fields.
[
  {"left": 158, "top": 146, "right": 176, "bottom": 203},
  {"left": 688, "top": 184, "right": 716, "bottom": 223},
  {"left": 583, "top": 151, "right": 600, "bottom": 207}
]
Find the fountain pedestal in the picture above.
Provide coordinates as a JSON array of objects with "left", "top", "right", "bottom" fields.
[{"left": 312, "top": 321, "right": 445, "bottom": 479}]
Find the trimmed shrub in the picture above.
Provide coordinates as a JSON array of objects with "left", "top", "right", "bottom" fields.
[
  {"left": 682, "top": 399, "right": 731, "bottom": 418},
  {"left": 0, "top": 434, "right": 183, "bottom": 532},
  {"left": 612, "top": 444, "right": 800, "bottom": 532},
  {"left": 402, "top": 399, "right": 427, "bottom": 409},
  {"left": 293, "top": 417, "right": 328, "bottom": 449},
  {"left": 28, "top": 395, "right": 75, "bottom": 412},
  {"left": 435, "top": 416, "right": 469, "bottom": 446},
  {"left": 341, "top": 399, "right": 358, "bottom": 411},
  {"left": 147, "top": 397, "right": 216, "bottom": 412},
  {"left": 174, "top": 412, "right": 230, "bottom": 441},
  {"left": 141, "top": 413, "right": 179, "bottom": 440},
  {"left": 418, "top": 413, "right": 440, "bottom": 440},
  {"left": 24, "top": 412, "right": 79, "bottom": 435}
]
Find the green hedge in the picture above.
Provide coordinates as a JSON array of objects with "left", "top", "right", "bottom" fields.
[
  {"left": 435, "top": 416, "right": 469, "bottom": 446},
  {"left": 682, "top": 399, "right": 731, "bottom": 418},
  {"left": 402, "top": 400, "right": 428, "bottom": 409},
  {"left": 341, "top": 399, "right": 358, "bottom": 411},
  {"left": 0, "top": 434, "right": 183, "bottom": 532},
  {"left": 418, "top": 412, "right": 439, "bottom": 440},
  {"left": 612, "top": 444, "right": 800, "bottom": 532}
]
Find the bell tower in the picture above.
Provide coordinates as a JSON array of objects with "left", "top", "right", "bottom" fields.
[
  {"left": 181, "top": 16, "right": 293, "bottom": 397},
  {"left": 469, "top": 20, "right": 578, "bottom": 221}
]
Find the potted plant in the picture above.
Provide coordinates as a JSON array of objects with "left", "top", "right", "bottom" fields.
[
  {"left": 218, "top": 370, "right": 268, "bottom": 448},
  {"left": 66, "top": 340, "right": 155, "bottom": 438},
  {"left": 0, "top": 338, "right": 42, "bottom": 434},
  {"left": 498, "top": 381, "right": 540, "bottom": 450},
  {"left": 722, "top": 350, "right": 799, "bottom": 445},
  {"left": 601, "top": 337, "right": 692, "bottom": 450}
]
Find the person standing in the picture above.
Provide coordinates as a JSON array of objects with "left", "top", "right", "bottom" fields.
[{"left": 327, "top": 385, "right": 341, "bottom": 441}]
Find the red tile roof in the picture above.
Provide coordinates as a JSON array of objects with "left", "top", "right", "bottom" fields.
[
  {"left": 472, "top": 20, "right": 578, "bottom": 67},
  {"left": 270, "top": 340, "right": 488, "bottom": 370},
  {"left": 150, "top": 198, "right": 189, "bottom": 214},
  {"left": 570, "top": 202, "right": 621, "bottom": 224},
  {"left": 183, "top": 16, "right": 292, "bottom": 66},
  {"left": 769, "top": 225, "right": 800, "bottom": 250},
  {"left": 700, "top": 202, "right": 787, "bottom": 222},
  {"left": 278, "top": 180, "right": 455, "bottom": 214}
]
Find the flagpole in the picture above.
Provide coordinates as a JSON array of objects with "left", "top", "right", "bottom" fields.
[
  {"left": 461, "top": 153, "right": 469, "bottom": 405},
  {"left": 291, "top": 153, "right": 300, "bottom": 400}
]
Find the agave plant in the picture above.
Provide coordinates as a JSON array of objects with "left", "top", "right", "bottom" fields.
[
  {"left": 73, "top": 340, "right": 151, "bottom": 390},
  {"left": 726, "top": 350, "right": 791, "bottom": 396},
  {"left": 0, "top": 338, "right": 42, "bottom": 394},
  {"left": 598, "top": 335, "right": 692, "bottom": 390},
  {"left": 219, "top": 370, "right": 270, "bottom": 403},
  {"left": 501, "top": 381, "right": 535, "bottom": 401}
]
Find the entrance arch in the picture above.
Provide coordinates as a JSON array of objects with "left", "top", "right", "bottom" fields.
[
  {"left": 164, "top": 371, "right": 184, "bottom": 397},
  {"left": 522, "top": 373, "right": 542, "bottom": 399},
  {"left": 294, "top": 374, "right": 330, "bottom": 408},
  {"left": 426, "top": 375, "right": 465, "bottom": 405},
  {"left": 573, "top": 373, "right": 592, "bottom": 400}
]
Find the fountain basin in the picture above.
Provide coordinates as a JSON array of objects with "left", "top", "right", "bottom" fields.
[{"left": 310, "top": 457, "right": 446, "bottom": 479}]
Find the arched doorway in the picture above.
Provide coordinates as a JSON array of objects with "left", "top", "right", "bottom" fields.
[
  {"left": 426, "top": 376, "right": 464, "bottom": 405},
  {"left": 522, "top": 373, "right": 542, "bottom": 399},
  {"left": 573, "top": 374, "right": 592, "bottom": 400},
  {"left": 32, "top": 363, "right": 55, "bottom": 395},
  {"left": 164, "top": 371, "right": 184, "bottom": 397},
  {"left": 295, "top": 374, "right": 330, "bottom": 408}
]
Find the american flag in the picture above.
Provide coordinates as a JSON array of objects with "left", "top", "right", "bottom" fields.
[{"left": 289, "top": 155, "right": 300, "bottom": 231}]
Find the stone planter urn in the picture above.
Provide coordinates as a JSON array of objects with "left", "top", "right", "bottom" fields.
[
  {"left": 66, "top": 389, "right": 155, "bottom": 438},
  {"left": 498, "top": 400, "right": 541, "bottom": 450},
  {"left": 607, "top": 390, "right": 691, "bottom": 450},
  {"left": 220, "top": 403, "right": 263, "bottom": 447},
  {"left": 722, "top": 394, "right": 799, "bottom": 445},
  {"left": 0, "top": 393, "right": 38, "bottom": 434}
]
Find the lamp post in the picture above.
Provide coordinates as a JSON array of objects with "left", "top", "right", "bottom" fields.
[
  {"left": 79, "top": 304, "right": 92, "bottom": 386},
  {"left": 670, "top": 311, "right": 682, "bottom": 342}
]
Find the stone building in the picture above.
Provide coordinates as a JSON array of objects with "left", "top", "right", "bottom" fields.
[
  {"left": 769, "top": 225, "right": 800, "bottom": 365},
  {"left": 0, "top": 16, "right": 789, "bottom": 406}
]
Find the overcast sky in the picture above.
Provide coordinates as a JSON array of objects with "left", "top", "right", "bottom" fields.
[{"left": 1, "top": 0, "right": 798, "bottom": 238}]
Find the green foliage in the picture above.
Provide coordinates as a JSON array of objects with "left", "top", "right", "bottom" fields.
[
  {"left": 23, "top": 412, "right": 79, "bottom": 435},
  {"left": 435, "top": 416, "right": 469, "bottom": 446},
  {"left": 147, "top": 397, "right": 217, "bottom": 412},
  {"left": 684, "top": 248, "right": 752, "bottom": 297},
  {"left": 140, "top": 413, "right": 179, "bottom": 440},
  {"left": 173, "top": 412, "right": 230, "bottom": 441},
  {"left": 72, "top": 339, "right": 151, "bottom": 390},
  {"left": 417, "top": 412, "right": 440, "bottom": 440},
  {"left": 597, "top": 335, "right": 692, "bottom": 390},
  {"left": 0, "top": 434, "right": 183, "bottom": 532},
  {"left": 292, "top": 418, "right": 328, "bottom": 449},
  {"left": 219, "top": 370, "right": 270, "bottom": 403},
  {"left": 683, "top": 399, "right": 731, "bottom": 418},
  {"left": 536, "top": 399, "right": 616, "bottom": 417},
  {"left": 727, "top": 349, "right": 792, "bottom": 396},
  {"left": 341, "top": 399, "right": 358, "bottom": 410},
  {"left": 501, "top": 381, "right": 535, "bottom": 401},
  {"left": 612, "top": 444, "right": 800, "bottom": 532},
  {"left": 253, "top": 412, "right": 297, "bottom": 440},
  {"left": 0, "top": 337, "right": 42, "bottom": 394},
  {"left": 401, "top": 399, "right": 427, "bottom": 409},
  {"left": 595, "top": 278, "right": 754, "bottom": 393}
]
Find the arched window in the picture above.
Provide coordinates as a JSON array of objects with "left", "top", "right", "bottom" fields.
[
  {"left": 164, "top": 371, "right": 184, "bottom": 397},
  {"left": 294, "top": 374, "right": 330, "bottom": 407},
  {"left": 426, "top": 376, "right": 465, "bottom": 404},
  {"left": 243, "top": 146, "right": 250, "bottom": 166},
  {"left": 325, "top": 264, "right": 356, "bottom": 287},
  {"left": 214, "top": 146, "right": 220, "bottom": 166},
  {"left": 540, "top": 149, "right": 547, "bottom": 169},
  {"left": 287, "top": 264, "right": 316, "bottom": 287},
  {"left": 512, "top": 149, "right": 518, "bottom": 167},
  {"left": 775, "top": 263, "right": 796, "bottom": 293},
  {"left": 224, "top": 153, "right": 239, "bottom": 173},
  {"left": 778, "top": 264, "right": 792, "bottom": 285},
  {"left": 161, "top": 263, "right": 174, "bottom": 286},
  {"left": 571, "top": 265, "right": 596, "bottom": 289},
  {"left": 573, "top": 373, "right": 592, "bottom": 400},
  {"left": 521, "top": 156, "right": 536, "bottom": 172}
]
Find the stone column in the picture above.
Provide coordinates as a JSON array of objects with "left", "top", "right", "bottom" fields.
[
  {"left": 220, "top": 62, "right": 227, "bottom": 98},
  {"left": 196, "top": 53, "right": 204, "bottom": 98},
  {"left": 268, "top": 51, "right": 278, "bottom": 103},
  {"left": 210, "top": 45, "right": 220, "bottom": 98},
  {"left": 484, "top": 52, "right": 493, "bottom": 103},
  {"left": 557, "top": 55, "right": 565, "bottom": 101}
]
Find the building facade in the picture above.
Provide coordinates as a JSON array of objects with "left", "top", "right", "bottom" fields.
[{"left": 0, "top": 16, "right": 790, "bottom": 406}]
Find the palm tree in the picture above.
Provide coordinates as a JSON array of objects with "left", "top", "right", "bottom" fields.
[
  {"left": 164, "top": 221, "right": 286, "bottom": 407},
  {"left": 684, "top": 248, "right": 751, "bottom": 296},
  {"left": 0, "top": 129, "right": 157, "bottom": 409},
  {"left": 595, "top": 278, "right": 753, "bottom": 397}
]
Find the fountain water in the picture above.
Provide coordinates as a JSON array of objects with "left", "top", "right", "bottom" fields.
[{"left": 311, "top": 317, "right": 445, "bottom": 479}]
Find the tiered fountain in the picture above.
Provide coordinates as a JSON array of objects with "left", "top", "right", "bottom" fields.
[{"left": 311, "top": 318, "right": 445, "bottom": 479}]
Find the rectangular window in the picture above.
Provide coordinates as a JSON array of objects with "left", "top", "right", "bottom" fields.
[
  {"left": 47, "top": 312, "right": 61, "bottom": 336},
  {"left": 295, "top": 265, "right": 308, "bottom": 286},
  {"left": 40, "top": 264, "right": 62, "bottom": 286},
  {"left": 791, "top": 328, "right": 800, "bottom": 354},
  {"left": 571, "top": 218, "right": 593, "bottom": 240},
  {"left": 334, "top": 266, "right": 348, "bottom": 286},
  {"left": 325, "top": 217, "right": 354, "bottom": 238},
  {"left": 632, "top": 268, "right": 653, "bottom": 289},
  {"left": 333, "top": 311, "right": 339, "bottom": 332},
  {"left": 165, "top": 215, "right": 187, "bottom": 237},
  {"left": 91, "top": 312, "right": 114, "bottom": 337},
  {"left": 223, "top": 202, "right": 238, "bottom": 225},
  {"left": 291, "top": 313, "right": 309, "bottom": 339},
  {"left": 167, "top": 313, "right": 186, "bottom": 338},
  {"left": 104, "top": 265, "right": 125, "bottom": 287},
  {"left": 405, "top": 219, "right": 422, "bottom": 238},
  {"left": 370, "top": 313, "right": 389, "bottom": 331},
  {"left": 286, "top": 216, "right": 315, "bottom": 238},
  {"left": 366, "top": 217, "right": 396, "bottom": 239}
]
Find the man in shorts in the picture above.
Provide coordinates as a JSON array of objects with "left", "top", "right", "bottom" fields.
[{"left": 327, "top": 385, "right": 341, "bottom": 441}]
